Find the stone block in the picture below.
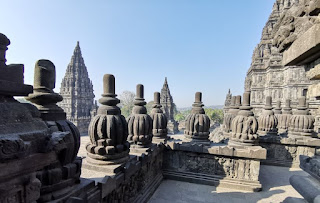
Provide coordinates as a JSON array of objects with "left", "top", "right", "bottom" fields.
[{"left": 283, "top": 24, "right": 320, "bottom": 66}]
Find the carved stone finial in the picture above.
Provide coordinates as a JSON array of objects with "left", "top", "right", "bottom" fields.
[
  {"left": 230, "top": 92, "right": 258, "bottom": 146},
  {"left": 127, "top": 84, "right": 153, "bottom": 147},
  {"left": 258, "top": 96, "right": 278, "bottom": 136},
  {"left": 26, "top": 59, "right": 82, "bottom": 201},
  {"left": 150, "top": 92, "right": 168, "bottom": 141},
  {"left": 278, "top": 99, "right": 292, "bottom": 134},
  {"left": 184, "top": 92, "right": 210, "bottom": 142},
  {"left": 288, "top": 96, "right": 315, "bottom": 137},
  {"left": 86, "top": 74, "right": 130, "bottom": 165},
  {"left": 274, "top": 101, "right": 282, "bottom": 116},
  {"left": 0, "top": 33, "right": 10, "bottom": 69},
  {"left": 26, "top": 60, "right": 65, "bottom": 121},
  {"left": 223, "top": 96, "right": 241, "bottom": 135},
  {"left": 235, "top": 95, "right": 242, "bottom": 107}
]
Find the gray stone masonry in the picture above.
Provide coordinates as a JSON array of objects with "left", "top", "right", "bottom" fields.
[{"left": 59, "top": 41, "right": 96, "bottom": 134}]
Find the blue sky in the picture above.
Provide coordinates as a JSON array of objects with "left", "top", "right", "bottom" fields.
[{"left": 1, "top": 0, "right": 274, "bottom": 107}]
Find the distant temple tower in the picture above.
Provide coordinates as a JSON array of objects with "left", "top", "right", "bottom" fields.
[
  {"left": 59, "top": 42, "right": 97, "bottom": 134},
  {"left": 161, "top": 77, "right": 179, "bottom": 134},
  {"left": 224, "top": 89, "right": 232, "bottom": 114}
]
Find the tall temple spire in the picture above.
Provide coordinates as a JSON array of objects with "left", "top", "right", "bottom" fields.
[
  {"left": 160, "top": 77, "right": 179, "bottom": 134},
  {"left": 59, "top": 42, "right": 97, "bottom": 134}
]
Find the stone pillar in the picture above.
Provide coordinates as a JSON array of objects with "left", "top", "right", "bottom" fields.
[
  {"left": 273, "top": 101, "right": 282, "bottom": 119},
  {"left": 288, "top": 96, "right": 315, "bottom": 137},
  {"left": 258, "top": 96, "right": 278, "bottom": 136},
  {"left": 184, "top": 92, "right": 211, "bottom": 143},
  {"left": 223, "top": 96, "right": 241, "bottom": 136},
  {"left": 86, "top": 74, "right": 130, "bottom": 166},
  {"left": 278, "top": 99, "right": 292, "bottom": 134},
  {"left": 26, "top": 59, "right": 82, "bottom": 202},
  {"left": 127, "top": 84, "right": 153, "bottom": 148},
  {"left": 150, "top": 92, "right": 168, "bottom": 143},
  {"left": 229, "top": 92, "right": 259, "bottom": 146}
]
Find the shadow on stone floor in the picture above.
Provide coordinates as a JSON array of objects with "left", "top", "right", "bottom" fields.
[{"left": 149, "top": 165, "right": 308, "bottom": 203}]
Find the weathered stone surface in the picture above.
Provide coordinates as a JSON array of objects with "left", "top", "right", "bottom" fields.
[
  {"left": 258, "top": 96, "right": 278, "bottom": 136},
  {"left": 223, "top": 96, "right": 240, "bottom": 136},
  {"left": 58, "top": 42, "right": 97, "bottom": 134},
  {"left": 223, "top": 89, "right": 232, "bottom": 114},
  {"left": 245, "top": 0, "right": 320, "bottom": 116},
  {"left": 288, "top": 96, "right": 315, "bottom": 137},
  {"left": 184, "top": 92, "right": 210, "bottom": 142},
  {"left": 230, "top": 92, "right": 259, "bottom": 146},
  {"left": 160, "top": 77, "right": 179, "bottom": 134},
  {"left": 284, "top": 23, "right": 320, "bottom": 66},
  {"left": 163, "top": 150, "right": 263, "bottom": 192},
  {"left": 150, "top": 92, "right": 168, "bottom": 142},
  {"left": 86, "top": 74, "right": 130, "bottom": 166},
  {"left": 278, "top": 99, "right": 293, "bottom": 134},
  {"left": 127, "top": 84, "right": 153, "bottom": 147}
]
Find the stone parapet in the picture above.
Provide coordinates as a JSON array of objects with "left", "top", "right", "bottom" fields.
[
  {"left": 164, "top": 139, "right": 266, "bottom": 192},
  {"left": 259, "top": 135, "right": 320, "bottom": 167}
]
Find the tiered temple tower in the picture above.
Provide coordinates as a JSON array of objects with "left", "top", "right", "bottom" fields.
[
  {"left": 245, "top": 0, "right": 320, "bottom": 116},
  {"left": 59, "top": 42, "right": 96, "bottom": 134},
  {"left": 160, "top": 77, "right": 179, "bottom": 134}
]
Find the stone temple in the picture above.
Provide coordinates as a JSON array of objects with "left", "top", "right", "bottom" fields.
[
  {"left": 244, "top": 0, "right": 320, "bottom": 116},
  {"left": 3, "top": 0, "right": 320, "bottom": 202},
  {"left": 160, "top": 77, "right": 179, "bottom": 134},
  {"left": 59, "top": 42, "right": 97, "bottom": 134}
]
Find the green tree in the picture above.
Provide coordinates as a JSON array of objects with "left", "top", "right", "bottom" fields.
[
  {"left": 174, "top": 112, "right": 185, "bottom": 122},
  {"left": 119, "top": 91, "right": 135, "bottom": 118},
  {"left": 204, "top": 108, "right": 224, "bottom": 124}
]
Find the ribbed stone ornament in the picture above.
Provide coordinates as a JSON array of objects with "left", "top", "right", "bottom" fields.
[
  {"left": 278, "top": 99, "right": 292, "bottom": 134},
  {"left": 86, "top": 74, "right": 130, "bottom": 165},
  {"left": 150, "top": 92, "right": 168, "bottom": 139},
  {"left": 223, "top": 96, "right": 241, "bottom": 134},
  {"left": 27, "top": 59, "right": 80, "bottom": 163},
  {"left": 230, "top": 92, "right": 258, "bottom": 146},
  {"left": 127, "top": 84, "right": 153, "bottom": 147},
  {"left": 288, "top": 97, "right": 315, "bottom": 137},
  {"left": 26, "top": 60, "right": 81, "bottom": 200},
  {"left": 184, "top": 92, "right": 210, "bottom": 141},
  {"left": 258, "top": 96, "right": 278, "bottom": 136}
]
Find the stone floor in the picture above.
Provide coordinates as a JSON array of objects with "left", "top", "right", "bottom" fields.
[
  {"left": 79, "top": 135, "right": 308, "bottom": 203},
  {"left": 148, "top": 165, "right": 307, "bottom": 203}
]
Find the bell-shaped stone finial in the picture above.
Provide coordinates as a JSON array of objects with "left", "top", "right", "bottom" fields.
[
  {"left": 278, "top": 99, "right": 292, "bottom": 134},
  {"left": 230, "top": 92, "right": 258, "bottom": 146},
  {"left": 0, "top": 33, "right": 10, "bottom": 69},
  {"left": 258, "top": 96, "right": 278, "bottom": 136},
  {"left": 223, "top": 96, "right": 241, "bottom": 135},
  {"left": 86, "top": 74, "right": 130, "bottom": 165},
  {"left": 127, "top": 84, "right": 153, "bottom": 147},
  {"left": 150, "top": 92, "right": 168, "bottom": 141},
  {"left": 288, "top": 96, "right": 315, "bottom": 137},
  {"left": 26, "top": 59, "right": 82, "bottom": 201},
  {"left": 26, "top": 60, "right": 65, "bottom": 121},
  {"left": 184, "top": 92, "right": 210, "bottom": 142}
]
